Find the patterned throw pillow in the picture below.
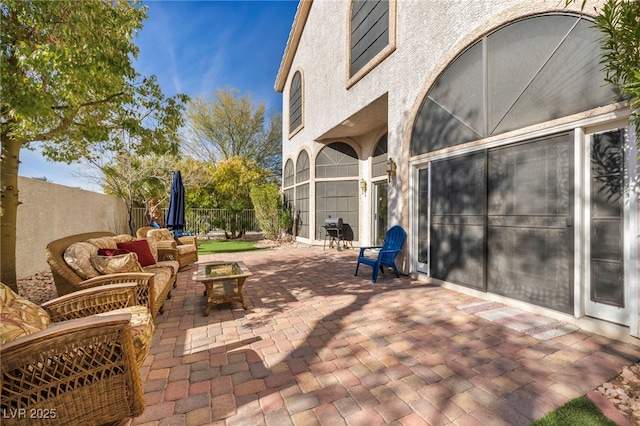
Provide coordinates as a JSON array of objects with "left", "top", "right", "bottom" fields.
[
  {"left": 86, "top": 236, "right": 118, "bottom": 249},
  {"left": 0, "top": 283, "right": 51, "bottom": 344},
  {"left": 90, "top": 253, "right": 144, "bottom": 275},
  {"left": 113, "top": 234, "right": 134, "bottom": 244},
  {"left": 63, "top": 242, "right": 100, "bottom": 279}
]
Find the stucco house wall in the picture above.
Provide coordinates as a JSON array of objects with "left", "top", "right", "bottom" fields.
[
  {"left": 276, "top": 0, "right": 639, "bottom": 341},
  {"left": 16, "top": 177, "right": 129, "bottom": 278}
]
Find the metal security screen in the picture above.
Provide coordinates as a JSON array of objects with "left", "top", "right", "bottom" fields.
[
  {"left": 410, "top": 14, "right": 618, "bottom": 156},
  {"left": 350, "top": 0, "right": 389, "bottom": 76},
  {"left": 289, "top": 71, "right": 302, "bottom": 133},
  {"left": 591, "top": 129, "right": 624, "bottom": 307},
  {"left": 487, "top": 133, "right": 574, "bottom": 313},
  {"left": 296, "top": 183, "right": 310, "bottom": 239},
  {"left": 315, "top": 180, "right": 359, "bottom": 242},
  {"left": 430, "top": 153, "right": 486, "bottom": 289}
]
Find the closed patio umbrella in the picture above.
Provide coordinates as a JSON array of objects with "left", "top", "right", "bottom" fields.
[{"left": 166, "top": 171, "right": 185, "bottom": 235}]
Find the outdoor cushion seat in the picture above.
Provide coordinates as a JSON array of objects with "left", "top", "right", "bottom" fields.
[
  {"left": 46, "top": 232, "right": 177, "bottom": 319},
  {"left": 139, "top": 227, "right": 199, "bottom": 269},
  {"left": 0, "top": 282, "right": 148, "bottom": 425}
]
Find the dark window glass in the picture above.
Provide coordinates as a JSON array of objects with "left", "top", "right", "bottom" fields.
[
  {"left": 316, "top": 180, "right": 359, "bottom": 242},
  {"left": 296, "top": 150, "right": 310, "bottom": 183},
  {"left": 289, "top": 71, "right": 303, "bottom": 133},
  {"left": 590, "top": 129, "right": 624, "bottom": 307},
  {"left": 487, "top": 133, "right": 574, "bottom": 314},
  {"left": 283, "top": 159, "right": 295, "bottom": 188},
  {"left": 350, "top": 0, "right": 389, "bottom": 76},
  {"left": 316, "top": 142, "right": 359, "bottom": 178},
  {"left": 430, "top": 152, "right": 486, "bottom": 289},
  {"left": 411, "top": 14, "right": 618, "bottom": 156},
  {"left": 372, "top": 134, "right": 388, "bottom": 177},
  {"left": 296, "top": 183, "right": 310, "bottom": 239}
]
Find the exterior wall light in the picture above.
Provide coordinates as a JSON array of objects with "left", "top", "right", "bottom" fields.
[
  {"left": 360, "top": 178, "right": 367, "bottom": 193},
  {"left": 386, "top": 158, "right": 397, "bottom": 181}
]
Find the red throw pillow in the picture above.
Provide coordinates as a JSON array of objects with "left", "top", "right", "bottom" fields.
[
  {"left": 117, "top": 240, "right": 156, "bottom": 267},
  {"left": 98, "top": 248, "right": 130, "bottom": 256}
]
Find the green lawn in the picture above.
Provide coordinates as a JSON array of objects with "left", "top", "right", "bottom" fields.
[
  {"left": 532, "top": 396, "right": 616, "bottom": 426},
  {"left": 197, "top": 239, "right": 265, "bottom": 255}
]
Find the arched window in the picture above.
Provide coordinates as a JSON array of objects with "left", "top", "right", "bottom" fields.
[
  {"left": 315, "top": 142, "right": 359, "bottom": 178},
  {"left": 350, "top": 0, "right": 391, "bottom": 78},
  {"left": 372, "top": 134, "right": 388, "bottom": 178},
  {"left": 283, "top": 159, "right": 295, "bottom": 188},
  {"left": 296, "top": 150, "right": 310, "bottom": 183},
  {"left": 411, "top": 14, "right": 619, "bottom": 155},
  {"left": 289, "top": 71, "right": 303, "bottom": 134}
]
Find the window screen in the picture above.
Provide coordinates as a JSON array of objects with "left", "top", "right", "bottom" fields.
[
  {"left": 411, "top": 14, "right": 618, "bottom": 156},
  {"left": 315, "top": 142, "right": 359, "bottom": 178},
  {"left": 430, "top": 152, "right": 486, "bottom": 289},
  {"left": 350, "top": 0, "right": 389, "bottom": 76},
  {"left": 487, "top": 133, "right": 574, "bottom": 313},
  {"left": 590, "top": 129, "right": 624, "bottom": 307},
  {"left": 289, "top": 71, "right": 303, "bottom": 133},
  {"left": 372, "top": 135, "right": 388, "bottom": 177},
  {"left": 283, "top": 159, "right": 294, "bottom": 188},
  {"left": 316, "top": 180, "right": 359, "bottom": 241},
  {"left": 296, "top": 183, "right": 310, "bottom": 239},
  {"left": 296, "top": 150, "right": 310, "bottom": 183}
]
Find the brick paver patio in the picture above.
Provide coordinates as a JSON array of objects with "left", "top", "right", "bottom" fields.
[{"left": 129, "top": 246, "right": 640, "bottom": 425}]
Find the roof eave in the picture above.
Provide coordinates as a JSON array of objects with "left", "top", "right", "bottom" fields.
[{"left": 274, "top": 0, "right": 313, "bottom": 93}]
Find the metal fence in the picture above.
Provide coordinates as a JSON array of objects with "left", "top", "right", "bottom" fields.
[{"left": 131, "top": 208, "right": 260, "bottom": 235}]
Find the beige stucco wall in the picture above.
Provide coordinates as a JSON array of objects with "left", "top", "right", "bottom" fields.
[
  {"left": 16, "top": 177, "right": 129, "bottom": 278},
  {"left": 281, "top": 0, "right": 606, "bottom": 246},
  {"left": 278, "top": 0, "right": 640, "bottom": 339}
]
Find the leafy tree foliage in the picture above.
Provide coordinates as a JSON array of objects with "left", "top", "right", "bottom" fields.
[
  {"left": 80, "top": 136, "right": 177, "bottom": 234},
  {"left": 210, "top": 156, "right": 271, "bottom": 238},
  {"left": 594, "top": 0, "right": 640, "bottom": 126},
  {"left": 0, "top": 0, "right": 188, "bottom": 288},
  {"left": 569, "top": 0, "right": 639, "bottom": 127},
  {"left": 250, "top": 183, "right": 292, "bottom": 241},
  {"left": 180, "top": 157, "right": 217, "bottom": 209},
  {"left": 183, "top": 88, "right": 282, "bottom": 179}
]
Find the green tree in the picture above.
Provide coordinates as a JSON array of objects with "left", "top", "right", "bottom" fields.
[
  {"left": 250, "top": 183, "right": 292, "bottom": 241},
  {"left": 1, "top": 0, "right": 188, "bottom": 289},
  {"left": 179, "top": 157, "right": 217, "bottom": 209},
  {"left": 183, "top": 87, "right": 282, "bottom": 178},
  {"left": 211, "top": 156, "right": 271, "bottom": 238},
  {"left": 569, "top": 0, "right": 639, "bottom": 127},
  {"left": 81, "top": 137, "right": 177, "bottom": 234}
]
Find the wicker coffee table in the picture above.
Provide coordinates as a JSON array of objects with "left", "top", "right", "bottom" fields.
[{"left": 196, "top": 261, "right": 252, "bottom": 315}]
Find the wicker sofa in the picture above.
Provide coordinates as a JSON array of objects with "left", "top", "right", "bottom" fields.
[
  {"left": 137, "top": 226, "right": 198, "bottom": 269},
  {"left": 45, "top": 231, "right": 179, "bottom": 319},
  {"left": 0, "top": 282, "right": 150, "bottom": 425}
]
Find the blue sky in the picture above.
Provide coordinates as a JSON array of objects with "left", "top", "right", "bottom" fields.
[{"left": 19, "top": 0, "right": 299, "bottom": 191}]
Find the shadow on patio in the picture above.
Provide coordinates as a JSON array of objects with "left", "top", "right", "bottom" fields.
[{"left": 131, "top": 247, "right": 640, "bottom": 425}]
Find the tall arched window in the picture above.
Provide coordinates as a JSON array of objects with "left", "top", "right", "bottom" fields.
[
  {"left": 289, "top": 71, "right": 303, "bottom": 134},
  {"left": 315, "top": 142, "right": 360, "bottom": 241},
  {"left": 411, "top": 14, "right": 618, "bottom": 155},
  {"left": 282, "top": 159, "right": 295, "bottom": 226},
  {"left": 372, "top": 134, "right": 388, "bottom": 178}
]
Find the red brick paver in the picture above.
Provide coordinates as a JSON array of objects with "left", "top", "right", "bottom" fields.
[{"left": 127, "top": 246, "right": 640, "bottom": 425}]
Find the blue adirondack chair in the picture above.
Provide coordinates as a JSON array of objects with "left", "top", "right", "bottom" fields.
[{"left": 354, "top": 225, "right": 407, "bottom": 283}]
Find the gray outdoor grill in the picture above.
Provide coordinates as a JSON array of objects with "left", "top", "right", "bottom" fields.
[{"left": 322, "top": 217, "right": 346, "bottom": 250}]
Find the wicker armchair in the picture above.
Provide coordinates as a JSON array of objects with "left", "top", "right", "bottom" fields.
[
  {"left": 137, "top": 227, "right": 199, "bottom": 269},
  {"left": 1, "top": 283, "right": 149, "bottom": 425},
  {"left": 45, "top": 232, "right": 175, "bottom": 319}
]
